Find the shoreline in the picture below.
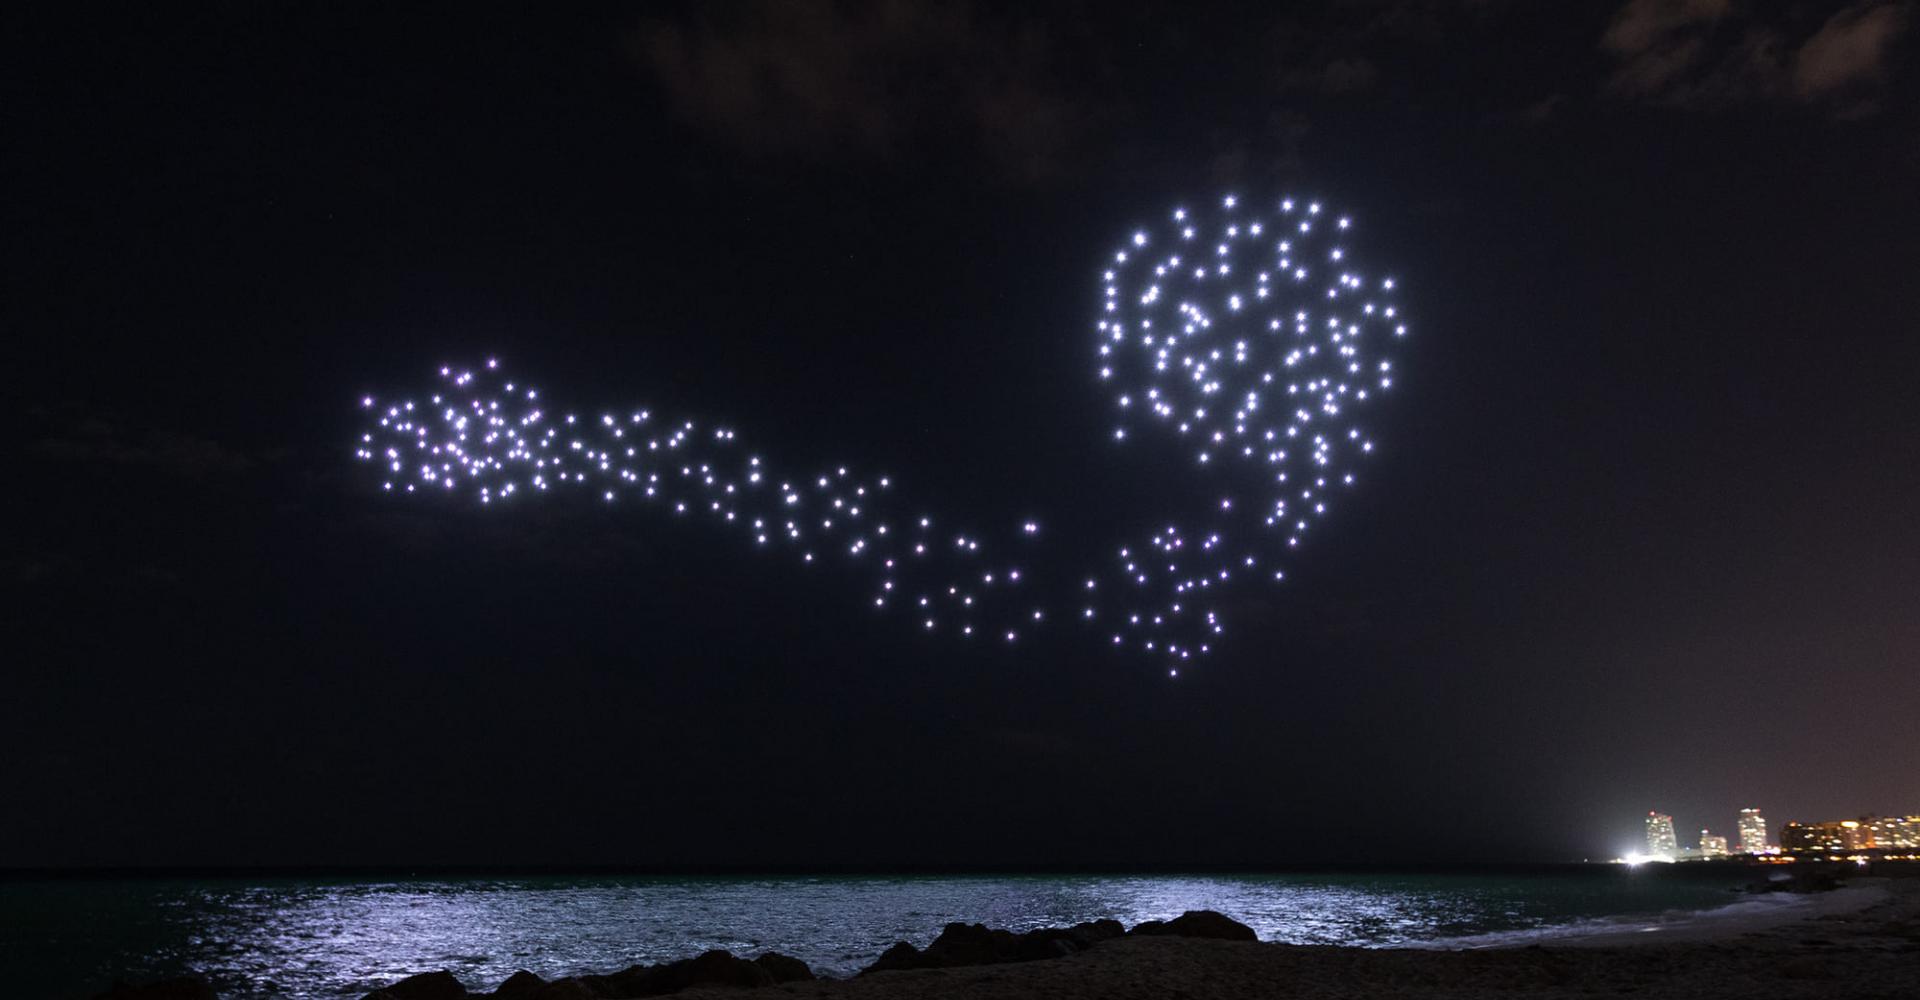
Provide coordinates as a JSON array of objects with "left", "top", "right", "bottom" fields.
[
  {"left": 96, "top": 876, "right": 1920, "bottom": 999},
  {"left": 715, "top": 879, "right": 1920, "bottom": 999},
  {"left": 1423, "top": 879, "right": 1894, "bottom": 949}
]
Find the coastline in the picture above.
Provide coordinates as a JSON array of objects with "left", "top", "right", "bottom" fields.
[
  {"left": 91, "top": 874, "right": 1920, "bottom": 999},
  {"left": 699, "top": 879, "right": 1920, "bottom": 1000},
  {"left": 1420, "top": 879, "right": 1893, "bottom": 949}
]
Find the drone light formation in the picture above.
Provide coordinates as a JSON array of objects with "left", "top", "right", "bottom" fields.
[{"left": 354, "top": 195, "right": 1406, "bottom": 675}]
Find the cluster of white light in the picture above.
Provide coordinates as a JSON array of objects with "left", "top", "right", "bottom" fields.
[
  {"left": 1094, "top": 195, "right": 1404, "bottom": 666},
  {"left": 354, "top": 196, "right": 1404, "bottom": 675},
  {"left": 356, "top": 361, "right": 1057, "bottom": 647}
]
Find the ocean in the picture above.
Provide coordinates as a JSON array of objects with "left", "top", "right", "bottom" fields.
[{"left": 1, "top": 867, "right": 1763, "bottom": 999}]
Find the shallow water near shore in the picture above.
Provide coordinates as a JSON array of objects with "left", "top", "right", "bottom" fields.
[{"left": 3, "top": 868, "right": 1766, "bottom": 999}]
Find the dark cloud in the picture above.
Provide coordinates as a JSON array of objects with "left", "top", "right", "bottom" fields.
[
  {"left": 1272, "top": 2, "right": 1441, "bottom": 96},
  {"left": 630, "top": 1, "right": 1099, "bottom": 182},
  {"left": 1273, "top": 1, "right": 1531, "bottom": 99},
  {"left": 1599, "top": 0, "right": 1911, "bottom": 116},
  {"left": 1600, "top": 0, "right": 1739, "bottom": 100},
  {"left": 1602, "top": 0, "right": 1729, "bottom": 57},
  {"left": 1794, "top": 2, "right": 1913, "bottom": 103},
  {"left": 631, "top": 0, "right": 1583, "bottom": 182}
]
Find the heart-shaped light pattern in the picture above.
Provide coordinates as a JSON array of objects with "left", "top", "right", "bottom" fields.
[{"left": 354, "top": 195, "right": 1405, "bottom": 676}]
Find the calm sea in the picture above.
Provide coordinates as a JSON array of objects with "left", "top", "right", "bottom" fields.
[{"left": 2, "top": 868, "right": 1758, "bottom": 999}]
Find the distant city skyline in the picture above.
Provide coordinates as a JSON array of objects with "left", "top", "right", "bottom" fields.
[
  {"left": 1781, "top": 815, "right": 1920, "bottom": 856},
  {"left": 1629, "top": 806, "right": 1920, "bottom": 863},
  {"left": 1637, "top": 807, "right": 1769, "bottom": 860}
]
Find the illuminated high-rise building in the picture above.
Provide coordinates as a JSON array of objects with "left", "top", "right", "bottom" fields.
[
  {"left": 1738, "top": 808, "right": 1768, "bottom": 854},
  {"left": 1867, "top": 816, "right": 1920, "bottom": 850},
  {"left": 1782, "top": 820, "right": 1864, "bottom": 854},
  {"left": 1645, "top": 812, "right": 1678, "bottom": 858},
  {"left": 1783, "top": 816, "right": 1919, "bottom": 856},
  {"left": 1699, "top": 830, "right": 1729, "bottom": 857}
]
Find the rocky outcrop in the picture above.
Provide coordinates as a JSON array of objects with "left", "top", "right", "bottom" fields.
[
  {"left": 863, "top": 923, "right": 1014, "bottom": 972},
  {"left": 860, "top": 918, "right": 1127, "bottom": 974},
  {"left": 1745, "top": 864, "right": 1852, "bottom": 895},
  {"left": 750, "top": 952, "right": 814, "bottom": 983},
  {"left": 354, "top": 949, "right": 817, "bottom": 1000},
  {"left": 364, "top": 970, "right": 469, "bottom": 1000},
  {"left": 484, "top": 970, "right": 546, "bottom": 999},
  {"left": 856, "top": 911, "right": 1256, "bottom": 975},
  {"left": 1129, "top": 909, "right": 1258, "bottom": 941},
  {"left": 125, "top": 958, "right": 807, "bottom": 1000},
  {"left": 359, "top": 913, "right": 1261, "bottom": 997},
  {"left": 526, "top": 980, "right": 599, "bottom": 1000},
  {"left": 616, "top": 949, "right": 776, "bottom": 993}
]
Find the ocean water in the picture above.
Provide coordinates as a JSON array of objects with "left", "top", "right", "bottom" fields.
[{"left": 2, "top": 868, "right": 1757, "bottom": 999}]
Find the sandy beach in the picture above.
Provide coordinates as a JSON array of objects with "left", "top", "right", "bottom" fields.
[{"left": 691, "top": 879, "right": 1920, "bottom": 1000}]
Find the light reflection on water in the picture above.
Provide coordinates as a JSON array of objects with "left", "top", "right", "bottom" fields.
[{"left": 5, "top": 872, "right": 1743, "bottom": 999}]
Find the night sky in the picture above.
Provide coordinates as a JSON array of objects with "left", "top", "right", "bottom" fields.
[{"left": 8, "top": 1, "right": 1917, "bottom": 868}]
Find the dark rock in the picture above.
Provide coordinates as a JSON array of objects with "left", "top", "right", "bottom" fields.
[
  {"left": 528, "top": 979, "right": 604, "bottom": 1000},
  {"left": 364, "top": 970, "right": 468, "bottom": 1000},
  {"left": 596, "top": 962, "right": 658, "bottom": 997},
  {"left": 1012, "top": 933, "right": 1079, "bottom": 961},
  {"left": 1790, "top": 871, "right": 1842, "bottom": 893},
  {"left": 862, "top": 941, "right": 926, "bottom": 974},
  {"left": 1747, "top": 871, "right": 1793, "bottom": 893},
  {"left": 866, "top": 922, "right": 1018, "bottom": 971},
  {"left": 1064, "top": 918, "right": 1126, "bottom": 948},
  {"left": 751, "top": 953, "right": 814, "bottom": 983},
  {"left": 659, "top": 949, "right": 776, "bottom": 992},
  {"left": 1008, "top": 920, "right": 1122, "bottom": 962},
  {"left": 1750, "top": 867, "right": 1845, "bottom": 894},
  {"left": 601, "top": 949, "right": 774, "bottom": 996},
  {"left": 92, "top": 978, "right": 218, "bottom": 1000},
  {"left": 924, "top": 922, "right": 1019, "bottom": 966},
  {"left": 862, "top": 917, "right": 1127, "bottom": 975},
  {"left": 1129, "top": 910, "right": 1257, "bottom": 941},
  {"left": 487, "top": 970, "right": 546, "bottom": 998}
]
